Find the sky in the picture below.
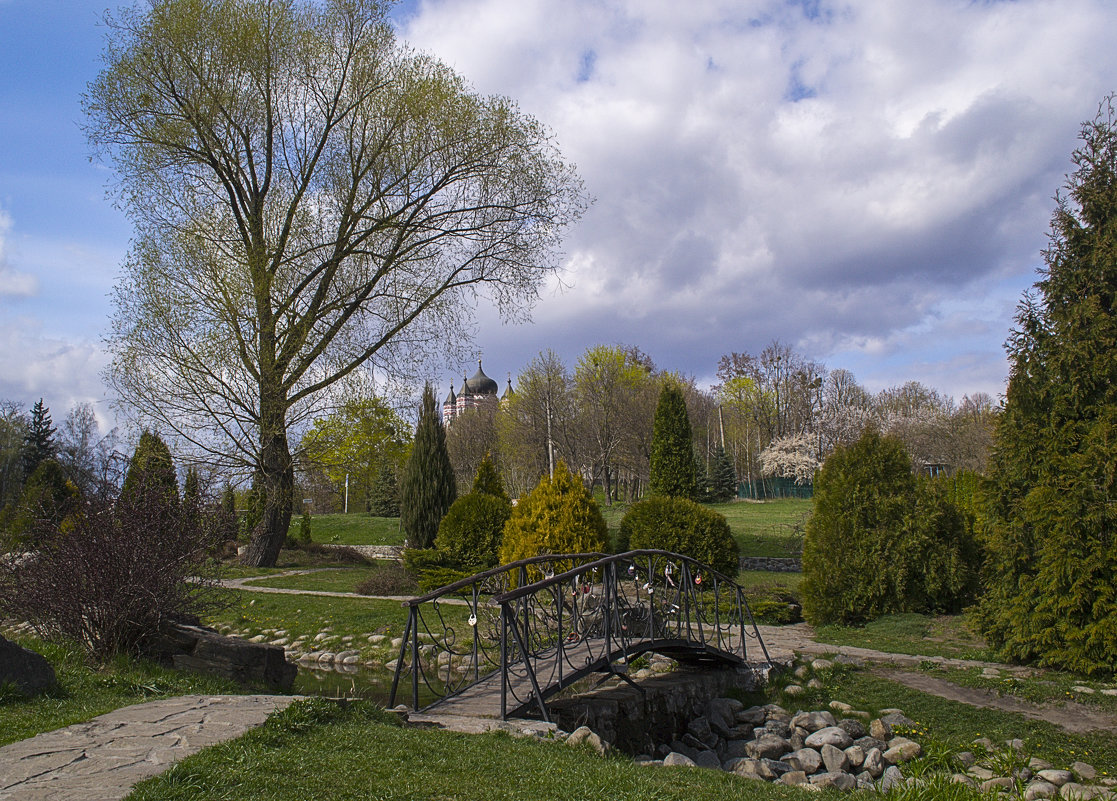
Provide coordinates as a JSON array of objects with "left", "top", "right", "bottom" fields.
[{"left": 2, "top": 0, "right": 1116, "bottom": 430}]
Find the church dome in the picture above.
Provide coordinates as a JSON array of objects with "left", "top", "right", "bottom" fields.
[{"left": 463, "top": 360, "right": 499, "bottom": 396}]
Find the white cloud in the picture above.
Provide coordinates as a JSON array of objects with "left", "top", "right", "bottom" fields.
[
  {"left": 402, "top": 0, "right": 1117, "bottom": 393},
  {"left": 0, "top": 318, "right": 111, "bottom": 414},
  {"left": 0, "top": 209, "right": 39, "bottom": 298}
]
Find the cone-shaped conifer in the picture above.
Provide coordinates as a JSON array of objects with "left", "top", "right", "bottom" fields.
[
  {"left": 399, "top": 384, "right": 457, "bottom": 548},
  {"left": 649, "top": 383, "right": 698, "bottom": 500}
]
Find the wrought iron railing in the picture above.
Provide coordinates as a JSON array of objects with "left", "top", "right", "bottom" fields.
[
  {"left": 388, "top": 550, "right": 771, "bottom": 720},
  {"left": 387, "top": 553, "right": 607, "bottom": 712}
]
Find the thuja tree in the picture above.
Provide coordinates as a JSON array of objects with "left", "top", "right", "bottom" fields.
[
  {"left": 399, "top": 385, "right": 456, "bottom": 548},
  {"left": 801, "top": 429, "right": 979, "bottom": 625},
  {"left": 86, "top": 0, "right": 584, "bottom": 567},
  {"left": 976, "top": 98, "right": 1117, "bottom": 674},
  {"left": 649, "top": 383, "right": 698, "bottom": 500},
  {"left": 122, "top": 431, "right": 179, "bottom": 510},
  {"left": 500, "top": 461, "right": 607, "bottom": 568}
]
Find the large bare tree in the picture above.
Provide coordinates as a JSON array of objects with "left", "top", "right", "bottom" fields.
[{"left": 85, "top": 0, "right": 585, "bottom": 564}]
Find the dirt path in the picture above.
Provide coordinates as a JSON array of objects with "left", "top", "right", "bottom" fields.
[{"left": 875, "top": 668, "right": 1117, "bottom": 734}]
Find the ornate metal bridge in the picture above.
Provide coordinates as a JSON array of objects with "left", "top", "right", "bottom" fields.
[{"left": 388, "top": 550, "right": 772, "bottom": 721}]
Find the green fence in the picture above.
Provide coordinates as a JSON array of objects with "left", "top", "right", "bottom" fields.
[{"left": 738, "top": 476, "right": 813, "bottom": 500}]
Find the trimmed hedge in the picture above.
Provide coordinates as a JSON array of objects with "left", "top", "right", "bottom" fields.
[
  {"left": 619, "top": 495, "right": 739, "bottom": 576},
  {"left": 435, "top": 492, "right": 511, "bottom": 570}
]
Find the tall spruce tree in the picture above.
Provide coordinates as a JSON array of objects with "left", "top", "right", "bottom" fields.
[
  {"left": 977, "top": 97, "right": 1117, "bottom": 674},
  {"left": 710, "top": 444, "right": 738, "bottom": 502},
  {"left": 21, "top": 399, "right": 56, "bottom": 478},
  {"left": 400, "top": 384, "right": 457, "bottom": 548},
  {"left": 649, "top": 383, "right": 699, "bottom": 500}
]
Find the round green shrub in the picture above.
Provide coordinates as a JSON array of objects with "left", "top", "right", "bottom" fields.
[
  {"left": 800, "top": 429, "right": 981, "bottom": 625},
  {"left": 500, "top": 462, "right": 607, "bottom": 566},
  {"left": 435, "top": 492, "right": 512, "bottom": 570},
  {"left": 619, "top": 495, "right": 739, "bottom": 576}
]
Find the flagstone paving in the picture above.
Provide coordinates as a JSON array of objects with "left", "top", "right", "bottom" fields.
[{"left": 0, "top": 694, "right": 299, "bottom": 801}]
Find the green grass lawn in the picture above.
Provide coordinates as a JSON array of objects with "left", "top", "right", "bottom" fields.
[
  {"left": 921, "top": 663, "right": 1117, "bottom": 714},
  {"left": 713, "top": 498, "right": 810, "bottom": 557},
  {"left": 125, "top": 699, "right": 802, "bottom": 801},
  {"left": 242, "top": 568, "right": 377, "bottom": 594},
  {"left": 206, "top": 588, "right": 416, "bottom": 645},
  {"left": 0, "top": 634, "right": 247, "bottom": 746},
  {"left": 301, "top": 513, "right": 403, "bottom": 546},
  {"left": 812, "top": 613, "right": 996, "bottom": 661}
]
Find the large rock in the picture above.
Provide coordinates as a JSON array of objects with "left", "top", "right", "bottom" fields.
[
  {"left": 147, "top": 623, "right": 296, "bottom": 690},
  {"left": 0, "top": 635, "right": 56, "bottom": 695},
  {"left": 805, "top": 726, "right": 853, "bottom": 750},
  {"left": 861, "top": 748, "right": 885, "bottom": 779},
  {"left": 884, "top": 737, "right": 923, "bottom": 763},
  {"left": 844, "top": 745, "right": 865, "bottom": 770},
  {"left": 838, "top": 718, "right": 868, "bottom": 739},
  {"left": 567, "top": 726, "right": 609, "bottom": 755},
  {"left": 730, "top": 758, "right": 778, "bottom": 781},
  {"left": 782, "top": 748, "right": 824, "bottom": 775},
  {"left": 1025, "top": 781, "right": 1059, "bottom": 800},
  {"left": 821, "top": 743, "right": 851, "bottom": 774},
  {"left": 745, "top": 734, "right": 792, "bottom": 760},
  {"left": 1039, "top": 770, "right": 1076, "bottom": 787},
  {"left": 810, "top": 772, "right": 857, "bottom": 791},
  {"left": 792, "top": 711, "right": 836, "bottom": 732}
]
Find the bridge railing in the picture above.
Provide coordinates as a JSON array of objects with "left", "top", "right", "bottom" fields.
[
  {"left": 492, "top": 549, "right": 771, "bottom": 719},
  {"left": 390, "top": 550, "right": 771, "bottom": 719},
  {"left": 387, "top": 553, "right": 607, "bottom": 712}
]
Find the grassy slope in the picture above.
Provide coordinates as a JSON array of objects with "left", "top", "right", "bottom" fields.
[{"left": 0, "top": 635, "right": 248, "bottom": 746}]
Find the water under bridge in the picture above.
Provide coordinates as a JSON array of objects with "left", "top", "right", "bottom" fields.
[{"left": 388, "top": 550, "right": 772, "bottom": 721}]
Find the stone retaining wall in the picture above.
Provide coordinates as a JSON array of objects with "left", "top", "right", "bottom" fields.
[
  {"left": 548, "top": 663, "right": 779, "bottom": 755},
  {"left": 322, "top": 544, "right": 404, "bottom": 562},
  {"left": 739, "top": 557, "right": 802, "bottom": 572}
]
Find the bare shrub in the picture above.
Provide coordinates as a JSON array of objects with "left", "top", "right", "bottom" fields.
[
  {"left": 0, "top": 476, "right": 223, "bottom": 660},
  {"left": 355, "top": 563, "right": 418, "bottom": 596}
]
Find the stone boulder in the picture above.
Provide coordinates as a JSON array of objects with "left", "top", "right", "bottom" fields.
[
  {"left": 805, "top": 726, "right": 853, "bottom": 750},
  {"left": 146, "top": 623, "right": 296, "bottom": 690},
  {"left": 0, "top": 635, "right": 56, "bottom": 695}
]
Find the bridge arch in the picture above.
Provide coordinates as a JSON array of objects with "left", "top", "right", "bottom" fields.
[{"left": 389, "top": 550, "right": 771, "bottom": 720}]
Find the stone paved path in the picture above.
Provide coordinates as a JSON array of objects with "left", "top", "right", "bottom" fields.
[{"left": 0, "top": 694, "right": 299, "bottom": 801}]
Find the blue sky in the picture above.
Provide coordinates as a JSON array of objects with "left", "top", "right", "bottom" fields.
[{"left": 2, "top": 0, "right": 1116, "bottom": 428}]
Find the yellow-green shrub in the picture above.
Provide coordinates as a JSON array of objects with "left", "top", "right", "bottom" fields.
[{"left": 499, "top": 462, "right": 607, "bottom": 566}]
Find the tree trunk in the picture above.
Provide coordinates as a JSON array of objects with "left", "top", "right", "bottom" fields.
[{"left": 242, "top": 394, "right": 293, "bottom": 567}]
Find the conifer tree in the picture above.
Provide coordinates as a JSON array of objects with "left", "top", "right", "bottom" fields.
[
  {"left": 21, "top": 399, "right": 56, "bottom": 479},
  {"left": 978, "top": 98, "right": 1117, "bottom": 674},
  {"left": 649, "top": 383, "right": 698, "bottom": 500},
  {"left": 471, "top": 452, "right": 508, "bottom": 502},
  {"left": 182, "top": 466, "right": 201, "bottom": 532},
  {"left": 399, "top": 384, "right": 457, "bottom": 548},
  {"left": 710, "top": 444, "right": 738, "bottom": 502},
  {"left": 121, "top": 431, "right": 179, "bottom": 511},
  {"left": 368, "top": 460, "right": 400, "bottom": 517}
]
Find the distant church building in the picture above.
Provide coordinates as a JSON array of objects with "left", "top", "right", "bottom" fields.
[{"left": 442, "top": 360, "right": 515, "bottom": 423}]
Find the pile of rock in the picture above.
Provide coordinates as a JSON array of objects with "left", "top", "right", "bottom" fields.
[
  {"left": 951, "top": 740, "right": 1111, "bottom": 801},
  {"left": 634, "top": 697, "right": 918, "bottom": 792}
]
